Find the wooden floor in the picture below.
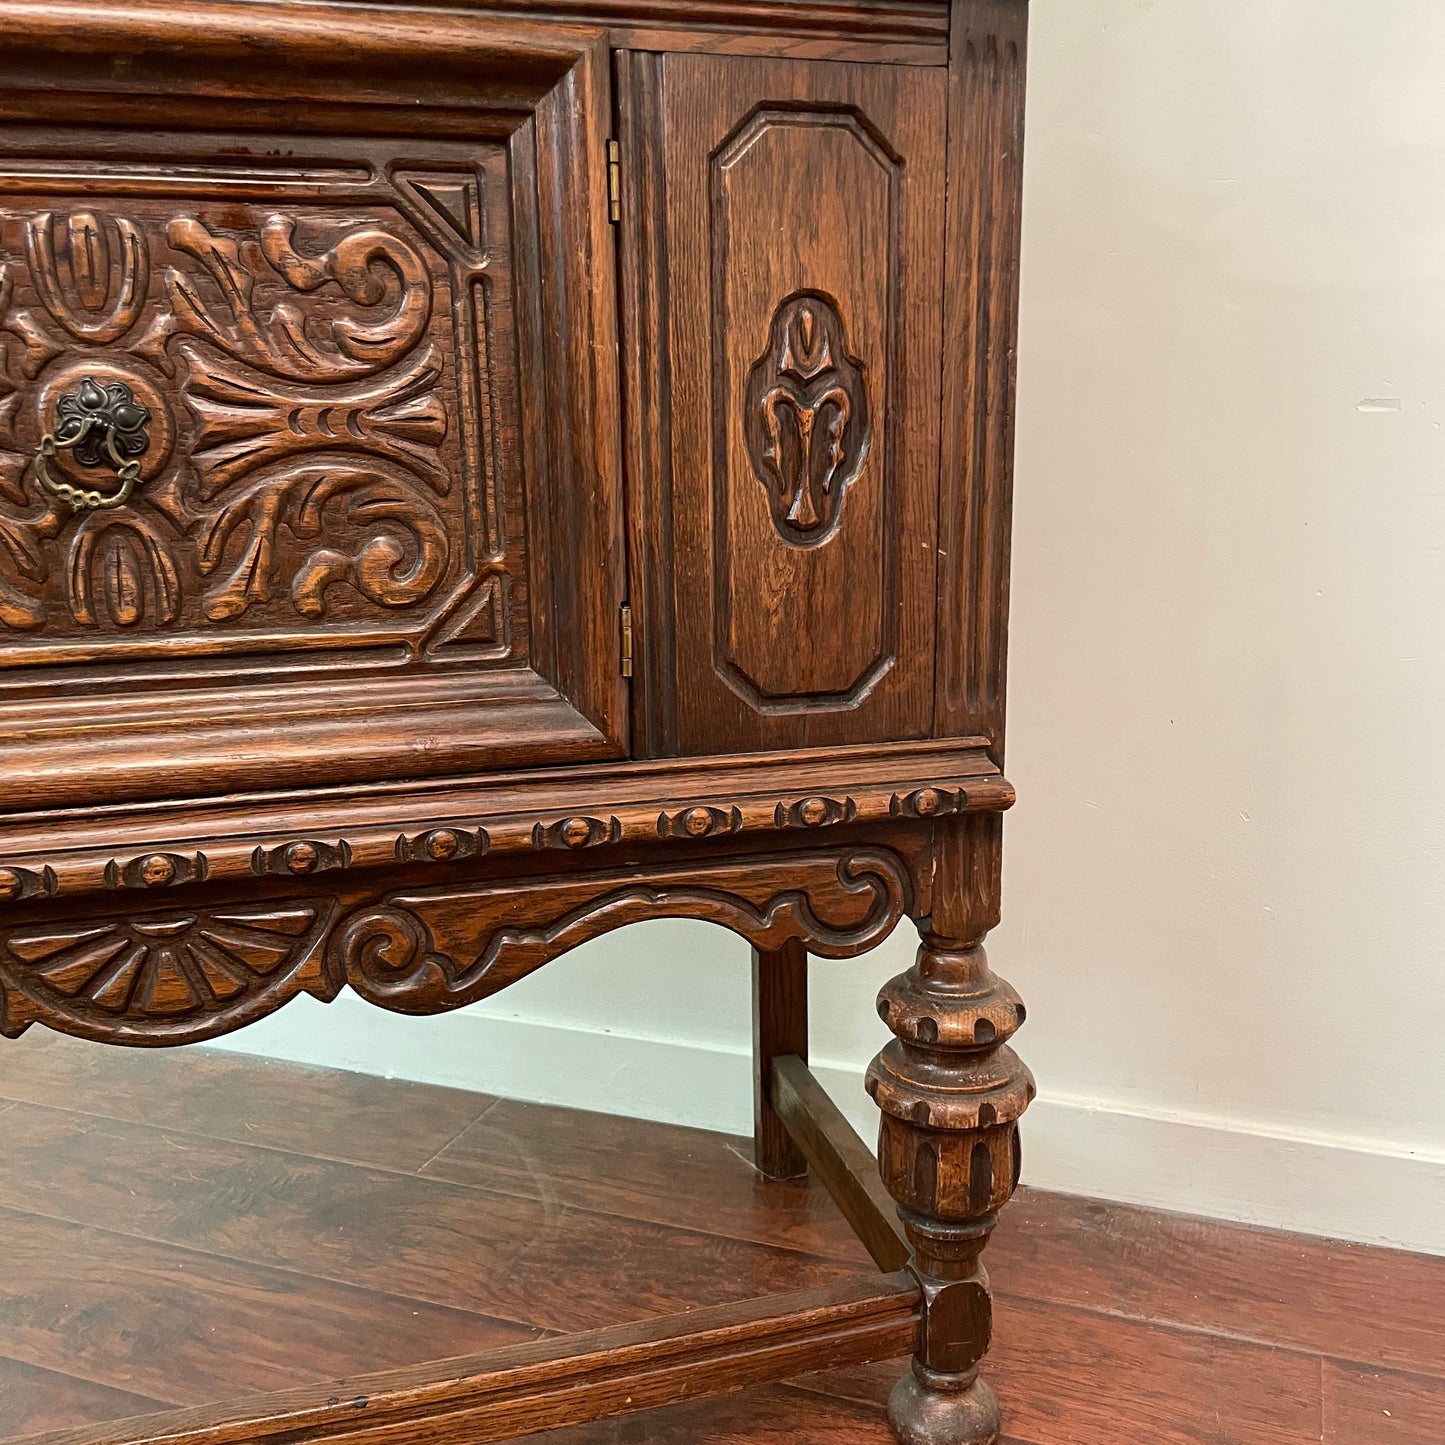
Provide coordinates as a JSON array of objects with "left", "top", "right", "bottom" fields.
[{"left": 0, "top": 1034, "right": 1440, "bottom": 1444}]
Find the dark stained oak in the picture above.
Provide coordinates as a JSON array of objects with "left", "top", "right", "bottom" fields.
[
  {"left": 753, "top": 942, "right": 811, "bottom": 1180},
  {"left": 935, "top": 0, "right": 1028, "bottom": 750},
  {"left": 0, "top": 1, "right": 1034, "bottom": 1440},
  {"left": 623, "top": 50, "right": 947, "bottom": 755},
  {"left": 0, "top": 5, "right": 629, "bottom": 811},
  {"left": 868, "top": 813, "right": 1033, "bottom": 1441}
]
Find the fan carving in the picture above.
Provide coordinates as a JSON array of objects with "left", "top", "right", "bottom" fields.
[{"left": 0, "top": 901, "right": 337, "bottom": 1044}]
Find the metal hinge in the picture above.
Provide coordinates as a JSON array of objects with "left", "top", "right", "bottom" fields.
[
  {"left": 619, "top": 602, "right": 633, "bottom": 678},
  {"left": 606, "top": 139, "right": 621, "bottom": 223}
]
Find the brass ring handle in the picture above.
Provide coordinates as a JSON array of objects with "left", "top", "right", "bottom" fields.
[{"left": 32, "top": 377, "right": 151, "bottom": 512}]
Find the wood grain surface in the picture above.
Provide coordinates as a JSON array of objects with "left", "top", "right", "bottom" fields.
[{"left": 1, "top": 1038, "right": 1441, "bottom": 1444}]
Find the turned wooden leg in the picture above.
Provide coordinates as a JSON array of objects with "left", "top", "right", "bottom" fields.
[
  {"left": 752, "top": 938, "right": 809, "bottom": 1178},
  {"left": 866, "top": 815, "right": 1034, "bottom": 1445}
]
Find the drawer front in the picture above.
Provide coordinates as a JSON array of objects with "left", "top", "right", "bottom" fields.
[
  {"left": 0, "top": 4, "right": 627, "bottom": 808},
  {"left": 620, "top": 52, "right": 947, "bottom": 756}
]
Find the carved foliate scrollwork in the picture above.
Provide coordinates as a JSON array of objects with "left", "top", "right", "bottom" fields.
[
  {"left": 0, "top": 201, "right": 477, "bottom": 640},
  {"left": 335, "top": 847, "right": 914, "bottom": 1016},
  {"left": 744, "top": 291, "right": 869, "bottom": 545},
  {"left": 151, "top": 216, "right": 433, "bottom": 382},
  {"left": 0, "top": 845, "right": 920, "bottom": 1045}
]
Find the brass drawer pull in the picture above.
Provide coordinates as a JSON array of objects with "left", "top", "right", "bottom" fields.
[{"left": 33, "top": 375, "right": 151, "bottom": 511}]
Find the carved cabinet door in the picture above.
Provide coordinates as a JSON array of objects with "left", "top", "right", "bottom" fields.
[
  {"left": 0, "top": 4, "right": 627, "bottom": 809},
  {"left": 619, "top": 53, "right": 948, "bottom": 757}
]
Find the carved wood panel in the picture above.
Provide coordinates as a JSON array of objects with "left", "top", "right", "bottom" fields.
[
  {"left": 0, "top": 897, "right": 339, "bottom": 1046},
  {"left": 0, "top": 840, "right": 926, "bottom": 1046},
  {"left": 0, "top": 183, "right": 516, "bottom": 654},
  {"left": 0, "top": 12, "right": 628, "bottom": 808},
  {"left": 623, "top": 53, "right": 946, "bottom": 755}
]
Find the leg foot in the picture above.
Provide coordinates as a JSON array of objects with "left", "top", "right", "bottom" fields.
[
  {"left": 889, "top": 1370, "right": 1000, "bottom": 1445},
  {"left": 868, "top": 815, "right": 1032, "bottom": 1445}
]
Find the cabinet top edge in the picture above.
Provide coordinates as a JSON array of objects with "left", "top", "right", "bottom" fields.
[{"left": 306, "top": 0, "right": 950, "bottom": 44}]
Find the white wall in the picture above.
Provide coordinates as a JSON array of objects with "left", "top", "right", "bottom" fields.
[{"left": 218, "top": 0, "right": 1445, "bottom": 1255}]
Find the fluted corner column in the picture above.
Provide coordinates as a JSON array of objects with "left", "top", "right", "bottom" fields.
[{"left": 866, "top": 814, "right": 1034, "bottom": 1445}]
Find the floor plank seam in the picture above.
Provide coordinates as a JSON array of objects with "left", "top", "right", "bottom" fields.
[
  {"left": 2, "top": 1098, "right": 493, "bottom": 1180},
  {"left": 6, "top": 1105, "right": 874, "bottom": 1280},
  {"left": 0, "top": 1197, "right": 551, "bottom": 1344},
  {"left": 1319, "top": 1353, "right": 1445, "bottom": 1386},
  {"left": 0, "top": 1347, "right": 180, "bottom": 1418},
  {"left": 989, "top": 1288, "right": 1396, "bottom": 1369},
  {"left": 0, "top": 1346, "right": 182, "bottom": 1416}
]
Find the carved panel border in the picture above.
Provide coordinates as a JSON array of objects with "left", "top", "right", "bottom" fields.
[
  {"left": 0, "top": 842, "right": 923, "bottom": 1047},
  {"left": 711, "top": 106, "right": 903, "bottom": 712},
  {"left": 0, "top": 740, "right": 1012, "bottom": 905}
]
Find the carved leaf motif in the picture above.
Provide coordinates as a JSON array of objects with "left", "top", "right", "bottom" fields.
[
  {"left": 181, "top": 342, "right": 447, "bottom": 500},
  {"left": 744, "top": 292, "right": 869, "bottom": 544},
  {"left": 158, "top": 216, "right": 431, "bottom": 382},
  {"left": 67, "top": 510, "right": 181, "bottom": 628},
  {"left": 24, "top": 212, "right": 149, "bottom": 349},
  {"left": 195, "top": 463, "right": 448, "bottom": 622},
  {"left": 0, "top": 203, "right": 463, "bottom": 635}
]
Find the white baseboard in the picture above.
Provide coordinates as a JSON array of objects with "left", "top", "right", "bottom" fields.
[{"left": 212, "top": 998, "right": 1445, "bottom": 1257}]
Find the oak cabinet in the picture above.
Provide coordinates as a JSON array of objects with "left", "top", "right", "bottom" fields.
[
  {"left": 0, "top": 16, "right": 628, "bottom": 807},
  {"left": 623, "top": 52, "right": 947, "bottom": 754},
  {"left": 0, "top": 4, "right": 1033, "bottom": 1444}
]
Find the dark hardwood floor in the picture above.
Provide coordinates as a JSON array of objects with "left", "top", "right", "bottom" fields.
[{"left": 0, "top": 1033, "right": 1440, "bottom": 1444}]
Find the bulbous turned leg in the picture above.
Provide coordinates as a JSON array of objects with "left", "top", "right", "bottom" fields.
[{"left": 866, "top": 816, "right": 1034, "bottom": 1445}]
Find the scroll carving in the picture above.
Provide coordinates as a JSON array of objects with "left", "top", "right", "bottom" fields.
[
  {"left": 0, "top": 900, "right": 338, "bottom": 1044},
  {"left": 0, "top": 203, "right": 467, "bottom": 639},
  {"left": 744, "top": 292, "right": 869, "bottom": 544},
  {"left": 0, "top": 828, "right": 934, "bottom": 1045},
  {"left": 335, "top": 847, "right": 915, "bottom": 1015}
]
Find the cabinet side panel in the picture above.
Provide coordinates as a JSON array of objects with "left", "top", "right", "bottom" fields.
[
  {"left": 935, "top": 0, "right": 1028, "bottom": 756},
  {"left": 633, "top": 52, "right": 946, "bottom": 756}
]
